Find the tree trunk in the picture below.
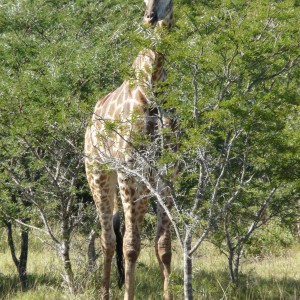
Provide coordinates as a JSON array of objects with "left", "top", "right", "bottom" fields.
[
  {"left": 228, "top": 245, "right": 242, "bottom": 286},
  {"left": 183, "top": 232, "right": 193, "bottom": 300},
  {"left": 87, "top": 229, "right": 98, "bottom": 271},
  {"left": 60, "top": 214, "right": 76, "bottom": 294},
  {"left": 60, "top": 240, "right": 76, "bottom": 294},
  {"left": 233, "top": 246, "right": 242, "bottom": 285},
  {"left": 6, "top": 220, "right": 19, "bottom": 267},
  {"left": 5, "top": 219, "right": 29, "bottom": 290},
  {"left": 18, "top": 222, "right": 29, "bottom": 290},
  {"left": 228, "top": 249, "right": 235, "bottom": 283}
]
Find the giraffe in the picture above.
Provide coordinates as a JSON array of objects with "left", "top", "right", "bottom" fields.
[
  {"left": 85, "top": 1, "right": 174, "bottom": 299},
  {"left": 85, "top": 49, "right": 174, "bottom": 300}
]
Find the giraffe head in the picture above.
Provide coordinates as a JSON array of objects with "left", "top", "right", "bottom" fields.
[
  {"left": 132, "top": 49, "right": 166, "bottom": 88},
  {"left": 143, "top": 0, "right": 174, "bottom": 28}
]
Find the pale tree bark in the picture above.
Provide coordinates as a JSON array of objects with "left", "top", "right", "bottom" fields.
[
  {"left": 60, "top": 212, "right": 76, "bottom": 294},
  {"left": 183, "top": 228, "right": 193, "bottom": 300},
  {"left": 60, "top": 241, "right": 76, "bottom": 294}
]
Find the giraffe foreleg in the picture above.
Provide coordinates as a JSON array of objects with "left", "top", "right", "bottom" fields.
[
  {"left": 155, "top": 203, "right": 173, "bottom": 300},
  {"left": 117, "top": 172, "right": 148, "bottom": 300},
  {"left": 99, "top": 202, "right": 116, "bottom": 300}
]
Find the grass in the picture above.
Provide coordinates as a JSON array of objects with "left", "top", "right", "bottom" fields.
[{"left": 1, "top": 231, "right": 300, "bottom": 300}]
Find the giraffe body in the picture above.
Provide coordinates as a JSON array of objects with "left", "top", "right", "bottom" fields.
[{"left": 85, "top": 50, "right": 173, "bottom": 300}]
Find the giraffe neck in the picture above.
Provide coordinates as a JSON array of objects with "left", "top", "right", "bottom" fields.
[{"left": 131, "top": 50, "right": 166, "bottom": 91}]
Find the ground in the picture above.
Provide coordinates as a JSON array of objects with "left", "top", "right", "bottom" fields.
[{"left": 0, "top": 232, "right": 299, "bottom": 300}]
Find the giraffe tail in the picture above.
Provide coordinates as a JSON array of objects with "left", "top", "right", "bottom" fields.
[{"left": 113, "top": 210, "right": 125, "bottom": 288}]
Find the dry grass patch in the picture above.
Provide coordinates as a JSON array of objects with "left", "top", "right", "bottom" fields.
[{"left": 1, "top": 233, "right": 299, "bottom": 299}]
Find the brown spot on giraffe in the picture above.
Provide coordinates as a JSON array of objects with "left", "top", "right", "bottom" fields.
[
  {"left": 124, "top": 188, "right": 130, "bottom": 196},
  {"left": 130, "top": 187, "right": 135, "bottom": 197},
  {"left": 100, "top": 174, "right": 107, "bottom": 182}
]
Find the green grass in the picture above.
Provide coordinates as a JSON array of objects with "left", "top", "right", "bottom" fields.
[{"left": 1, "top": 234, "right": 300, "bottom": 300}]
